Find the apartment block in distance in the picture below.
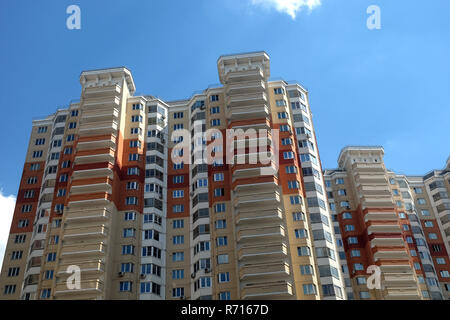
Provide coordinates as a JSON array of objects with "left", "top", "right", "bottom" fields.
[
  {"left": 2, "top": 51, "right": 348, "bottom": 300},
  {"left": 324, "top": 147, "right": 450, "bottom": 300}
]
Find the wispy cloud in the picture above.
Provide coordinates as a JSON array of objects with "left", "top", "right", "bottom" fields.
[
  {"left": 250, "top": 0, "right": 322, "bottom": 19},
  {"left": 0, "top": 190, "right": 16, "bottom": 267}
]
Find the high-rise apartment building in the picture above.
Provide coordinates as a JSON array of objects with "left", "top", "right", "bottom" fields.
[
  {"left": 0, "top": 51, "right": 348, "bottom": 300},
  {"left": 324, "top": 147, "right": 450, "bottom": 300}
]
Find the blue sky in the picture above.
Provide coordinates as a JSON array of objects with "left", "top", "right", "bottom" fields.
[{"left": 0, "top": 0, "right": 449, "bottom": 198}]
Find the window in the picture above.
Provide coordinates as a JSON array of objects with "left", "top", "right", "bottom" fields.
[
  {"left": 345, "top": 225, "right": 355, "bottom": 232},
  {"left": 21, "top": 204, "right": 32, "bottom": 213},
  {"left": 172, "top": 269, "right": 184, "bottom": 280},
  {"left": 276, "top": 99, "right": 286, "bottom": 107},
  {"left": 18, "top": 219, "right": 29, "bottom": 228},
  {"left": 11, "top": 251, "right": 23, "bottom": 260},
  {"left": 123, "top": 228, "right": 136, "bottom": 238},
  {"left": 127, "top": 167, "right": 140, "bottom": 175},
  {"left": 131, "top": 127, "right": 142, "bottom": 135},
  {"left": 173, "top": 123, "right": 183, "bottom": 131},
  {"left": 171, "top": 235, "right": 183, "bottom": 245},
  {"left": 210, "top": 106, "right": 220, "bottom": 114},
  {"left": 279, "top": 124, "right": 291, "bottom": 132},
  {"left": 219, "top": 291, "right": 231, "bottom": 300},
  {"left": 217, "top": 254, "right": 229, "bottom": 265},
  {"left": 300, "top": 265, "right": 314, "bottom": 275},
  {"left": 218, "top": 272, "right": 230, "bottom": 283},
  {"left": 140, "top": 282, "right": 161, "bottom": 295},
  {"left": 172, "top": 252, "right": 184, "bottom": 262},
  {"left": 214, "top": 188, "right": 225, "bottom": 197},
  {"left": 293, "top": 212, "right": 305, "bottom": 221},
  {"left": 436, "top": 258, "right": 445, "bottom": 265},
  {"left": 68, "top": 122, "right": 77, "bottom": 129},
  {"left": 211, "top": 119, "right": 221, "bottom": 126},
  {"left": 173, "top": 175, "right": 184, "bottom": 184},
  {"left": 297, "top": 246, "right": 311, "bottom": 256},
  {"left": 303, "top": 284, "right": 316, "bottom": 295},
  {"left": 71, "top": 109, "right": 79, "bottom": 116},
  {"left": 283, "top": 151, "right": 294, "bottom": 160},
  {"left": 172, "top": 204, "right": 185, "bottom": 213},
  {"left": 295, "top": 229, "right": 308, "bottom": 239},
  {"left": 215, "top": 203, "right": 226, "bottom": 213},
  {"left": 47, "top": 252, "right": 57, "bottom": 262},
  {"left": 360, "top": 291, "right": 370, "bottom": 299},
  {"left": 216, "top": 236, "right": 228, "bottom": 246},
  {"left": 131, "top": 115, "right": 143, "bottom": 123},
  {"left": 335, "top": 178, "right": 344, "bottom": 185},
  {"left": 277, "top": 112, "right": 288, "bottom": 119},
  {"left": 37, "top": 126, "right": 48, "bottom": 133},
  {"left": 417, "top": 198, "right": 426, "bottom": 205},
  {"left": 350, "top": 249, "right": 361, "bottom": 257},
  {"left": 288, "top": 180, "right": 300, "bottom": 189},
  {"left": 66, "top": 134, "right": 75, "bottom": 142},
  {"left": 125, "top": 197, "right": 138, "bottom": 205},
  {"left": 172, "top": 287, "right": 185, "bottom": 298},
  {"left": 35, "top": 138, "right": 45, "bottom": 145},
  {"left": 40, "top": 289, "right": 51, "bottom": 299},
  {"left": 7, "top": 267, "right": 20, "bottom": 277},
  {"left": 119, "top": 281, "right": 132, "bottom": 292},
  {"left": 210, "top": 94, "right": 219, "bottom": 102},
  {"left": 354, "top": 263, "right": 364, "bottom": 271},
  {"left": 173, "top": 219, "right": 184, "bottom": 229},
  {"left": 4, "top": 285, "right": 16, "bottom": 295},
  {"left": 213, "top": 173, "right": 224, "bottom": 182},
  {"left": 290, "top": 195, "right": 302, "bottom": 205},
  {"left": 122, "top": 245, "right": 135, "bottom": 255},
  {"left": 424, "top": 221, "right": 433, "bottom": 227},
  {"left": 429, "top": 233, "right": 438, "bottom": 240},
  {"left": 274, "top": 87, "right": 284, "bottom": 95},
  {"left": 32, "top": 150, "right": 43, "bottom": 158},
  {"left": 440, "top": 271, "right": 450, "bottom": 278},
  {"left": 348, "top": 237, "right": 358, "bottom": 244},
  {"left": 215, "top": 219, "right": 227, "bottom": 229}
]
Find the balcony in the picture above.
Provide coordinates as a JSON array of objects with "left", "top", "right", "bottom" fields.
[
  {"left": 228, "top": 92, "right": 267, "bottom": 107},
  {"left": 63, "top": 225, "right": 107, "bottom": 239},
  {"left": 54, "top": 279, "right": 104, "bottom": 296},
  {"left": 83, "top": 84, "right": 121, "bottom": 98},
  {"left": 71, "top": 166, "right": 114, "bottom": 180},
  {"left": 233, "top": 191, "right": 280, "bottom": 208},
  {"left": 236, "top": 207, "right": 283, "bottom": 224},
  {"left": 225, "top": 68, "right": 264, "bottom": 83},
  {"left": 384, "top": 287, "right": 420, "bottom": 300},
  {"left": 78, "top": 120, "right": 118, "bottom": 137},
  {"left": 70, "top": 177, "right": 113, "bottom": 195},
  {"left": 77, "top": 135, "right": 116, "bottom": 151},
  {"left": 361, "top": 196, "right": 394, "bottom": 208},
  {"left": 240, "top": 262, "right": 290, "bottom": 280},
  {"left": 226, "top": 80, "right": 266, "bottom": 95},
  {"left": 241, "top": 281, "right": 293, "bottom": 299},
  {"left": 367, "top": 223, "right": 401, "bottom": 234},
  {"left": 74, "top": 148, "right": 115, "bottom": 165},
  {"left": 364, "top": 211, "right": 398, "bottom": 221},
  {"left": 370, "top": 234, "right": 404, "bottom": 247},
  {"left": 238, "top": 243, "right": 288, "bottom": 261},
  {"left": 354, "top": 173, "right": 388, "bottom": 185},
  {"left": 61, "top": 242, "right": 106, "bottom": 258},
  {"left": 383, "top": 273, "right": 417, "bottom": 286},
  {"left": 68, "top": 192, "right": 111, "bottom": 207},
  {"left": 226, "top": 104, "right": 269, "bottom": 121},
  {"left": 82, "top": 96, "right": 120, "bottom": 109},
  {"left": 352, "top": 162, "right": 385, "bottom": 173},
  {"left": 373, "top": 250, "right": 409, "bottom": 261},
  {"left": 379, "top": 264, "right": 413, "bottom": 273},
  {"left": 237, "top": 225, "right": 285, "bottom": 243},
  {"left": 65, "top": 208, "right": 110, "bottom": 222},
  {"left": 57, "top": 260, "right": 105, "bottom": 276},
  {"left": 358, "top": 185, "right": 392, "bottom": 197},
  {"left": 81, "top": 108, "right": 119, "bottom": 124}
]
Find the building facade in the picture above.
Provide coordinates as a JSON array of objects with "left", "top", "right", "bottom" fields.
[
  {"left": 1, "top": 52, "right": 448, "bottom": 301},
  {"left": 324, "top": 147, "right": 450, "bottom": 300},
  {"left": 0, "top": 52, "right": 347, "bottom": 300}
]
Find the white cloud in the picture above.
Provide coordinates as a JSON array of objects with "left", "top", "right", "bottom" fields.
[
  {"left": 0, "top": 191, "right": 16, "bottom": 268},
  {"left": 250, "top": 0, "right": 322, "bottom": 19}
]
